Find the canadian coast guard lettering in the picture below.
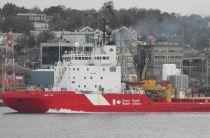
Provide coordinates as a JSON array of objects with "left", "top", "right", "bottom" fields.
[{"left": 113, "top": 99, "right": 141, "bottom": 106}]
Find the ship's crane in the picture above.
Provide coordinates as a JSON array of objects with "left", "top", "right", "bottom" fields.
[
  {"left": 141, "top": 57, "right": 149, "bottom": 81},
  {"left": 126, "top": 42, "right": 173, "bottom": 101},
  {"left": 99, "top": 1, "right": 118, "bottom": 44},
  {"left": 139, "top": 49, "right": 173, "bottom": 102},
  {"left": 100, "top": 2, "right": 149, "bottom": 79},
  {"left": 124, "top": 42, "right": 141, "bottom": 80},
  {"left": 99, "top": 1, "right": 118, "bottom": 27}
]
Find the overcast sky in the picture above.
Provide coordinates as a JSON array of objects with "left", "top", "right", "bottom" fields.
[{"left": 1, "top": 0, "right": 210, "bottom": 16}]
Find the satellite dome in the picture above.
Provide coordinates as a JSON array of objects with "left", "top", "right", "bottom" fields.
[{"left": 75, "top": 42, "right": 79, "bottom": 47}]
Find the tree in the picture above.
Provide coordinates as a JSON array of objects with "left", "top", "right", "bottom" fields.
[
  {"left": 2, "top": 3, "right": 28, "bottom": 17},
  {"left": 1, "top": 3, "right": 210, "bottom": 50},
  {"left": 0, "top": 17, "right": 32, "bottom": 33},
  {"left": 44, "top": 5, "right": 67, "bottom": 20},
  {"left": 37, "top": 31, "right": 55, "bottom": 43},
  {"left": 30, "top": 6, "right": 42, "bottom": 13}
]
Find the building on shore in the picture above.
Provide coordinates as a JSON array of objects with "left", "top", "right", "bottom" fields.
[
  {"left": 183, "top": 47, "right": 205, "bottom": 84},
  {"left": 112, "top": 26, "right": 138, "bottom": 81},
  {"left": 17, "top": 13, "right": 53, "bottom": 36},
  {"left": 150, "top": 42, "right": 183, "bottom": 82},
  {"left": 16, "top": 13, "right": 53, "bottom": 23}
]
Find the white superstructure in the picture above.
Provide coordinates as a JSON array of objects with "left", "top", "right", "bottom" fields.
[{"left": 53, "top": 44, "right": 122, "bottom": 93}]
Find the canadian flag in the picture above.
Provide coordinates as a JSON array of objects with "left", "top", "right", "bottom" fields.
[
  {"left": 112, "top": 99, "right": 121, "bottom": 105},
  {"left": 109, "top": 48, "right": 113, "bottom": 52}
]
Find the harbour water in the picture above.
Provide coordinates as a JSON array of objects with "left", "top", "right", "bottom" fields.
[{"left": 1, "top": 107, "right": 210, "bottom": 138}]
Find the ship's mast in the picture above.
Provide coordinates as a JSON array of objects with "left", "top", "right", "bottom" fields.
[
  {"left": 3, "top": 32, "right": 16, "bottom": 91},
  {"left": 58, "top": 28, "right": 61, "bottom": 62},
  {"left": 102, "top": 17, "right": 106, "bottom": 45},
  {"left": 0, "top": 37, "right": 4, "bottom": 92}
]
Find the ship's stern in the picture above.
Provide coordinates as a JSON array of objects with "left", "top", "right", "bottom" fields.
[{"left": 2, "top": 91, "right": 49, "bottom": 113}]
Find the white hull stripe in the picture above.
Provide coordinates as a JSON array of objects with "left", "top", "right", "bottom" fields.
[{"left": 85, "top": 94, "right": 110, "bottom": 105}]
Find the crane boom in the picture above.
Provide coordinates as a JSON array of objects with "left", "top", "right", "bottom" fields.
[
  {"left": 141, "top": 58, "right": 149, "bottom": 81},
  {"left": 99, "top": 1, "right": 118, "bottom": 44}
]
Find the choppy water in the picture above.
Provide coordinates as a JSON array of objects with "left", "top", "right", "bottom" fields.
[{"left": 1, "top": 107, "right": 210, "bottom": 138}]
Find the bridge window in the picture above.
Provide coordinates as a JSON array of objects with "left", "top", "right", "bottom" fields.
[{"left": 110, "top": 67, "right": 116, "bottom": 72}]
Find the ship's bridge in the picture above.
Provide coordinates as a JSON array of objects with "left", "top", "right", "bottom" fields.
[
  {"left": 54, "top": 45, "right": 121, "bottom": 93},
  {"left": 61, "top": 45, "right": 118, "bottom": 66}
]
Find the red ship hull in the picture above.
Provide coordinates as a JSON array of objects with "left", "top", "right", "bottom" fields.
[{"left": 2, "top": 91, "right": 210, "bottom": 113}]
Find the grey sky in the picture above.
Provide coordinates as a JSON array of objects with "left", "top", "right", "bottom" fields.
[{"left": 0, "top": 0, "right": 210, "bottom": 16}]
